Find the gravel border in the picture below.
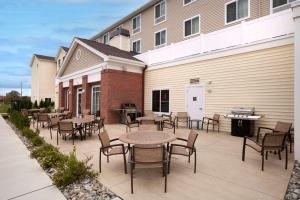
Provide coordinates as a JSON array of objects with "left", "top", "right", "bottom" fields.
[
  {"left": 284, "top": 161, "right": 300, "bottom": 200},
  {"left": 5, "top": 120, "right": 123, "bottom": 200}
]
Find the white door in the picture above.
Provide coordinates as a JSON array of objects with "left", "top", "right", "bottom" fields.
[
  {"left": 76, "top": 88, "right": 83, "bottom": 116},
  {"left": 186, "top": 86, "right": 204, "bottom": 120}
]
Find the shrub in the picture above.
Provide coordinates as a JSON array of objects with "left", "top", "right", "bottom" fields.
[
  {"left": 10, "top": 111, "right": 30, "bottom": 129},
  {"left": 39, "top": 100, "right": 44, "bottom": 108},
  {"left": 0, "top": 103, "right": 10, "bottom": 113},
  {"left": 22, "top": 127, "right": 37, "bottom": 139},
  {"left": 31, "top": 144, "right": 67, "bottom": 169},
  {"left": 53, "top": 150, "right": 97, "bottom": 187},
  {"left": 33, "top": 100, "right": 39, "bottom": 108},
  {"left": 31, "top": 136, "right": 45, "bottom": 147},
  {"left": 10, "top": 97, "right": 32, "bottom": 111}
]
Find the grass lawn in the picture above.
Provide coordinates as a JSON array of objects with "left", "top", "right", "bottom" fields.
[{"left": 0, "top": 103, "right": 10, "bottom": 113}]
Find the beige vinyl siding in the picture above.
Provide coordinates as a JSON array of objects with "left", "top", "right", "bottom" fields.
[
  {"left": 62, "top": 45, "right": 103, "bottom": 76},
  {"left": 95, "top": 0, "right": 271, "bottom": 53},
  {"left": 144, "top": 44, "right": 294, "bottom": 132}
]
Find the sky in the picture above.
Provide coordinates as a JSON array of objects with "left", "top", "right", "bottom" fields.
[{"left": 0, "top": 0, "right": 149, "bottom": 96}]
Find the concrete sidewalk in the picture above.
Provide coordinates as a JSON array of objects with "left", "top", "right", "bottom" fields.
[{"left": 0, "top": 116, "right": 65, "bottom": 200}]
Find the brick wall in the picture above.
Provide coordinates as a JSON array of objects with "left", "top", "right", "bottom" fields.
[
  {"left": 82, "top": 75, "right": 91, "bottom": 111},
  {"left": 101, "top": 69, "right": 143, "bottom": 123},
  {"left": 68, "top": 79, "right": 75, "bottom": 115},
  {"left": 58, "top": 82, "right": 64, "bottom": 108}
]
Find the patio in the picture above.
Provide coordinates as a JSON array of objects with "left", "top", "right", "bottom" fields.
[{"left": 37, "top": 124, "right": 293, "bottom": 200}]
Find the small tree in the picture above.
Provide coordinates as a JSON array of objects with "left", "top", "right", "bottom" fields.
[
  {"left": 39, "top": 99, "right": 44, "bottom": 108},
  {"left": 4, "top": 90, "right": 20, "bottom": 104},
  {"left": 33, "top": 100, "right": 38, "bottom": 108}
]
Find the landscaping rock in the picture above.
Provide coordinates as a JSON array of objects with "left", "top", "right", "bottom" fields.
[{"left": 284, "top": 161, "right": 300, "bottom": 200}]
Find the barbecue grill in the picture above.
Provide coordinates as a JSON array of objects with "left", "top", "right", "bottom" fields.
[
  {"left": 119, "top": 103, "right": 141, "bottom": 124},
  {"left": 224, "top": 107, "right": 262, "bottom": 137}
]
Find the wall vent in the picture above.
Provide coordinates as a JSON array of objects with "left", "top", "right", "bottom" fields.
[{"left": 190, "top": 78, "right": 200, "bottom": 84}]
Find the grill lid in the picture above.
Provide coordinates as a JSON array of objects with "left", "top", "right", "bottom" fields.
[{"left": 231, "top": 107, "right": 254, "bottom": 115}]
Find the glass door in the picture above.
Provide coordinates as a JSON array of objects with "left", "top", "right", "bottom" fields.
[
  {"left": 76, "top": 88, "right": 82, "bottom": 116},
  {"left": 91, "top": 86, "right": 100, "bottom": 116}
]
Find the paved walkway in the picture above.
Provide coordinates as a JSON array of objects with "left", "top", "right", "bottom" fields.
[{"left": 0, "top": 116, "right": 65, "bottom": 200}]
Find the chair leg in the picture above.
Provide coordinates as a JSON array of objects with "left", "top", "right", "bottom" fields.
[
  {"left": 188, "top": 155, "right": 191, "bottom": 163},
  {"left": 206, "top": 123, "right": 209, "bottom": 133},
  {"left": 49, "top": 128, "right": 52, "bottom": 139},
  {"left": 285, "top": 145, "right": 288, "bottom": 170},
  {"left": 290, "top": 142, "right": 292, "bottom": 153},
  {"left": 213, "top": 124, "right": 215, "bottom": 132},
  {"left": 164, "top": 163, "right": 167, "bottom": 193},
  {"left": 261, "top": 151, "right": 264, "bottom": 171},
  {"left": 242, "top": 137, "right": 246, "bottom": 161},
  {"left": 194, "top": 150, "right": 197, "bottom": 173},
  {"left": 123, "top": 153, "right": 127, "bottom": 174},
  {"left": 107, "top": 155, "right": 109, "bottom": 163},
  {"left": 72, "top": 134, "right": 75, "bottom": 145},
  {"left": 168, "top": 153, "right": 172, "bottom": 174},
  {"left": 99, "top": 149, "right": 102, "bottom": 173},
  {"left": 265, "top": 151, "right": 268, "bottom": 160},
  {"left": 131, "top": 163, "right": 134, "bottom": 194},
  {"left": 278, "top": 150, "right": 281, "bottom": 160}
]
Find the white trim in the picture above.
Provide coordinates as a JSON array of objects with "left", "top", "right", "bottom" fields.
[
  {"left": 91, "top": 85, "right": 101, "bottom": 115},
  {"left": 151, "top": 88, "right": 170, "bottom": 114},
  {"left": 132, "top": 14, "right": 142, "bottom": 35},
  {"left": 271, "top": 0, "right": 295, "bottom": 13},
  {"left": 154, "top": 28, "right": 167, "bottom": 48},
  {"left": 132, "top": 38, "right": 142, "bottom": 53},
  {"left": 183, "top": 0, "right": 197, "bottom": 7},
  {"left": 225, "top": 0, "right": 251, "bottom": 25},
  {"left": 154, "top": 0, "right": 167, "bottom": 26},
  {"left": 183, "top": 15, "right": 201, "bottom": 39},
  {"left": 107, "top": 55, "right": 145, "bottom": 67},
  {"left": 147, "top": 34, "right": 293, "bottom": 71},
  {"left": 76, "top": 87, "right": 83, "bottom": 116}
]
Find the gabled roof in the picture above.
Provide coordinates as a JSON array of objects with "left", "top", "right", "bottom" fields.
[
  {"left": 57, "top": 37, "right": 144, "bottom": 77},
  {"left": 77, "top": 38, "right": 139, "bottom": 62},
  {"left": 29, "top": 54, "right": 55, "bottom": 67},
  {"left": 91, "top": 0, "right": 160, "bottom": 40},
  {"left": 61, "top": 46, "right": 69, "bottom": 52},
  {"left": 34, "top": 54, "right": 55, "bottom": 61}
]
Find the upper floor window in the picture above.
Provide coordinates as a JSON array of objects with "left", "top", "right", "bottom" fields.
[
  {"left": 103, "top": 33, "right": 110, "bottom": 44},
  {"left": 272, "top": 0, "right": 296, "bottom": 8},
  {"left": 155, "top": 29, "right": 167, "bottom": 48},
  {"left": 154, "top": 1, "right": 166, "bottom": 25},
  {"left": 225, "top": 0, "right": 249, "bottom": 24},
  {"left": 132, "top": 39, "right": 141, "bottom": 53},
  {"left": 183, "top": 0, "right": 196, "bottom": 6},
  {"left": 132, "top": 14, "right": 141, "bottom": 34},
  {"left": 184, "top": 15, "right": 200, "bottom": 38}
]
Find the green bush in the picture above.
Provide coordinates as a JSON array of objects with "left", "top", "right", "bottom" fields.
[
  {"left": 39, "top": 100, "right": 44, "bottom": 108},
  {"left": 10, "top": 111, "right": 30, "bottom": 129},
  {"left": 53, "top": 150, "right": 97, "bottom": 187},
  {"left": 33, "top": 100, "right": 39, "bottom": 108},
  {"left": 31, "top": 136, "right": 45, "bottom": 147},
  {"left": 0, "top": 103, "right": 10, "bottom": 113},
  {"left": 31, "top": 144, "right": 67, "bottom": 169},
  {"left": 10, "top": 97, "right": 32, "bottom": 111}
]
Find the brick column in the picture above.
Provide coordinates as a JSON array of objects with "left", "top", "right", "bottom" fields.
[
  {"left": 58, "top": 82, "right": 64, "bottom": 108},
  {"left": 68, "top": 79, "right": 74, "bottom": 115},
  {"left": 82, "top": 75, "right": 91, "bottom": 112}
]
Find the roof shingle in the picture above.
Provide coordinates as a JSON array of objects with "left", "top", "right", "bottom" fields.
[{"left": 76, "top": 38, "right": 140, "bottom": 62}]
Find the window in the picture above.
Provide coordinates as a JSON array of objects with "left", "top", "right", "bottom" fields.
[
  {"left": 184, "top": 16, "right": 200, "bottom": 37},
  {"left": 91, "top": 86, "right": 100, "bottom": 115},
  {"left": 103, "top": 33, "right": 110, "bottom": 44},
  {"left": 65, "top": 89, "right": 69, "bottom": 109},
  {"left": 132, "top": 40, "right": 141, "bottom": 53},
  {"left": 152, "top": 90, "right": 169, "bottom": 113},
  {"left": 183, "top": 0, "right": 196, "bottom": 6},
  {"left": 155, "top": 29, "right": 167, "bottom": 47},
  {"left": 225, "top": 0, "right": 249, "bottom": 24},
  {"left": 132, "top": 15, "right": 141, "bottom": 34},
  {"left": 272, "top": 0, "right": 296, "bottom": 8},
  {"left": 154, "top": 1, "right": 166, "bottom": 24}
]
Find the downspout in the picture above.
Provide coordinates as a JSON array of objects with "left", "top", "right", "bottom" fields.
[{"left": 142, "top": 65, "right": 148, "bottom": 116}]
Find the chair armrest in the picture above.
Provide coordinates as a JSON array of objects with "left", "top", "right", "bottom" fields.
[
  {"left": 170, "top": 143, "right": 194, "bottom": 151},
  {"left": 110, "top": 138, "right": 119, "bottom": 142},
  {"left": 258, "top": 127, "right": 274, "bottom": 132},
  {"left": 176, "top": 138, "right": 188, "bottom": 142}
]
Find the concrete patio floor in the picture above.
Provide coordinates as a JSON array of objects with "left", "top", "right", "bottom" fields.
[{"left": 37, "top": 124, "right": 294, "bottom": 200}]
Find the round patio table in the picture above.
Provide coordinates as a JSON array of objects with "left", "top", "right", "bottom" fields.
[
  {"left": 48, "top": 112, "right": 67, "bottom": 118},
  {"left": 119, "top": 131, "right": 176, "bottom": 145},
  {"left": 62, "top": 117, "right": 94, "bottom": 140}
]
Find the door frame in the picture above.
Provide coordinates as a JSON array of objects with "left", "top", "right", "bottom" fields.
[
  {"left": 90, "top": 85, "right": 101, "bottom": 114},
  {"left": 185, "top": 84, "right": 205, "bottom": 120},
  {"left": 76, "top": 87, "right": 83, "bottom": 116}
]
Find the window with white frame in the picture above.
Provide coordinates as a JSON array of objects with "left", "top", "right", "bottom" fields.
[
  {"left": 154, "top": 1, "right": 166, "bottom": 24},
  {"left": 132, "top": 40, "right": 141, "bottom": 53},
  {"left": 183, "top": 0, "right": 196, "bottom": 6},
  {"left": 132, "top": 15, "right": 141, "bottom": 34},
  {"left": 225, "top": 0, "right": 249, "bottom": 24},
  {"left": 103, "top": 33, "right": 110, "bottom": 44},
  {"left": 184, "top": 16, "right": 200, "bottom": 37},
  {"left": 152, "top": 89, "right": 169, "bottom": 113},
  {"left": 91, "top": 86, "right": 100, "bottom": 115},
  {"left": 272, "top": 0, "right": 296, "bottom": 8},
  {"left": 155, "top": 29, "right": 166, "bottom": 47}
]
